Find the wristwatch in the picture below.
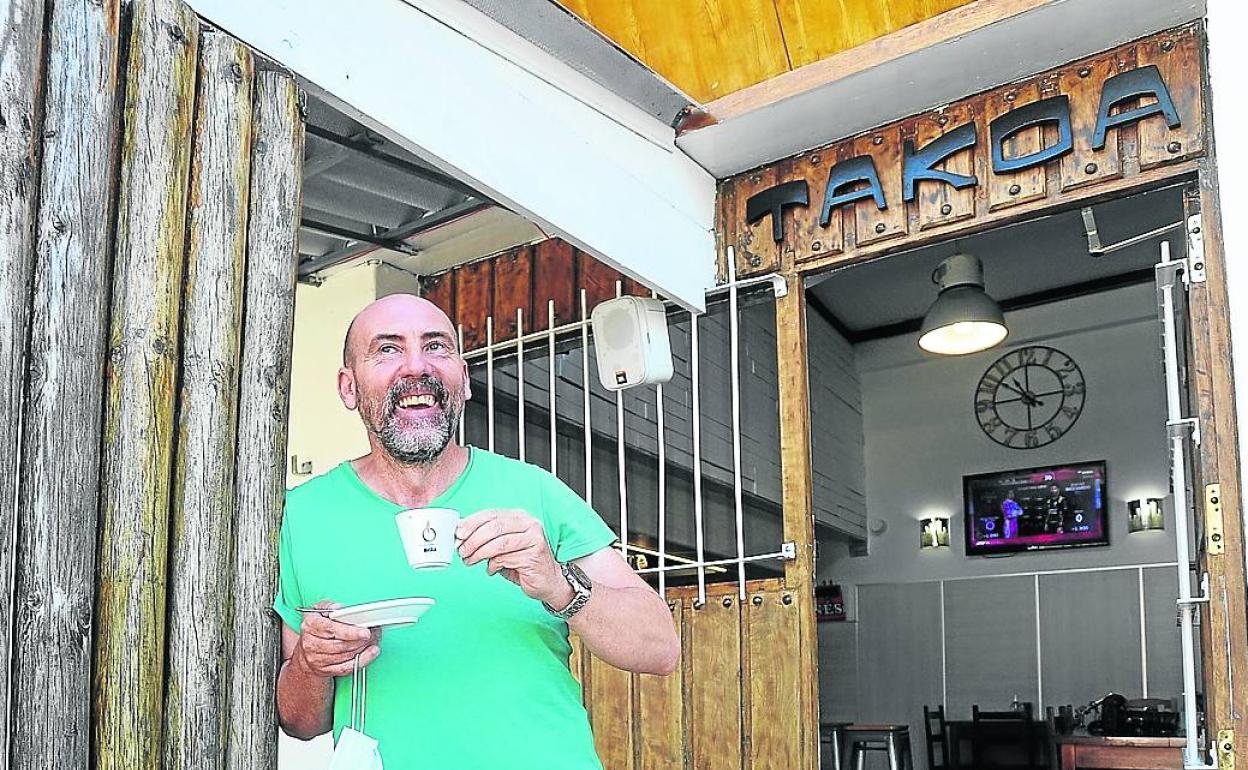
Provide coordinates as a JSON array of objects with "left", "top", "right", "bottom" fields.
[{"left": 544, "top": 561, "right": 592, "bottom": 620}]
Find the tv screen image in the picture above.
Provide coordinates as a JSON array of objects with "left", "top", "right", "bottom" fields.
[{"left": 963, "top": 461, "right": 1109, "bottom": 555}]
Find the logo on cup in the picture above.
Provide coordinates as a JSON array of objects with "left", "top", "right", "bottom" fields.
[{"left": 397, "top": 508, "right": 459, "bottom": 570}]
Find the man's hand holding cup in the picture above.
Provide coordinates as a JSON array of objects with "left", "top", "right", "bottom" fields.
[{"left": 456, "top": 509, "right": 574, "bottom": 610}]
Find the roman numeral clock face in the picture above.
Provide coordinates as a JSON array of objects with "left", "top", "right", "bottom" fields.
[{"left": 974, "top": 346, "right": 1085, "bottom": 449}]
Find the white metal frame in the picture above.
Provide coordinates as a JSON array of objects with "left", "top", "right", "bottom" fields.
[
  {"left": 459, "top": 276, "right": 793, "bottom": 603},
  {"left": 187, "top": 0, "right": 717, "bottom": 312}
]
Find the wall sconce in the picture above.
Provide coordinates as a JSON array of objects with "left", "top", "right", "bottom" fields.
[
  {"left": 920, "top": 517, "right": 951, "bottom": 549},
  {"left": 1128, "top": 498, "right": 1165, "bottom": 533}
]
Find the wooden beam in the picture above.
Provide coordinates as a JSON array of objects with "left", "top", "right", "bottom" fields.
[
  {"left": 226, "top": 68, "right": 304, "bottom": 770},
  {"left": 94, "top": 2, "right": 199, "bottom": 768},
  {"left": 9, "top": 0, "right": 122, "bottom": 767},
  {"left": 1189, "top": 162, "right": 1248, "bottom": 762},
  {"left": 774, "top": 281, "right": 820, "bottom": 770},
  {"left": 0, "top": 0, "right": 46, "bottom": 759},
  {"left": 163, "top": 30, "right": 253, "bottom": 770}
]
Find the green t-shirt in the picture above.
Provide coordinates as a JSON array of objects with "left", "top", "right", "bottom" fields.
[{"left": 274, "top": 447, "right": 617, "bottom": 770}]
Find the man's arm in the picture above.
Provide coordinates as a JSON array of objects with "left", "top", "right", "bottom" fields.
[
  {"left": 457, "top": 510, "right": 679, "bottom": 676},
  {"left": 563, "top": 547, "right": 680, "bottom": 676},
  {"left": 277, "top": 602, "right": 381, "bottom": 739}
]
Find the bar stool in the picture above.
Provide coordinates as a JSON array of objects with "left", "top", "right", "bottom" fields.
[
  {"left": 820, "top": 722, "right": 850, "bottom": 770},
  {"left": 842, "top": 724, "right": 914, "bottom": 770}
]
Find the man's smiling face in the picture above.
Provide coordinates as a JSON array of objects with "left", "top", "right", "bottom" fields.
[{"left": 339, "top": 295, "right": 470, "bottom": 465}]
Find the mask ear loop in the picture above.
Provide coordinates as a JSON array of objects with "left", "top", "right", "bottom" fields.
[{"left": 350, "top": 653, "right": 362, "bottom": 732}]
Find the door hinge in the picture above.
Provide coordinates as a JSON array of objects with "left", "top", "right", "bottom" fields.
[
  {"left": 1207, "top": 484, "right": 1226, "bottom": 556},
  {"left": 1217, "top": 729, "right": 1234, "bottom": 770},
  {"left": 1188, "top": 213, "right": 1208, "bottom": 284}
]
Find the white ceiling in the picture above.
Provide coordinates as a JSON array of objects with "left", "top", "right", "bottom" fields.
[{"left": 807, "top": 185, "right": 1186, "bottom": 334}]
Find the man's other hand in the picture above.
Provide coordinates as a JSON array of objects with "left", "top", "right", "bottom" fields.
[
  {"left": 292, "top": 600, "right": 382, "bottom": 679},
  {"left": 456, "top": 510, "right": 571, "bottom": 608}
]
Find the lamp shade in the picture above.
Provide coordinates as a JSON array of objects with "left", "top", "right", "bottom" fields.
[
  {"left": 1128, "top": 498, "right": 1165, "bottom": 532},
  {"left": 919, "top": 517, "right": 950, "bottom": 549},
  {"left": 918, "top": 254, "right": 1008, "bottom": 355}
]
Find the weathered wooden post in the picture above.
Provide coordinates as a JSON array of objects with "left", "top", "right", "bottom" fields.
[
  {"left": 10, "top": 0, "right": 122, "bottom": 768},
  {"left": 226, "top": 69, "right": 304, "bottom": 770},
  {"left": 0, "top": 0, "right": 46, "bottom": 758},
  {"left": 93, "top": 0, "right": 199, "bottom": 768},
  {"left": 163, "top": 30, "right": 255, "bottom": 770}
]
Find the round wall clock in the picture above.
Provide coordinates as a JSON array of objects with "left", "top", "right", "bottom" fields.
[{"left": 974, "top": 345, "right": 1086, "bottom": 449}]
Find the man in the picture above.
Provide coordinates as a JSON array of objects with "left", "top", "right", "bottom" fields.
[
  {"left": 1043, "top": 484, "right": 1071, "bottom": 534},
  {"left": 274, "top": 294, "right": 680, "bottom": 769}
]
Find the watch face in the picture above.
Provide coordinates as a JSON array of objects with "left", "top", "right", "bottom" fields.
[
  {"left": 974, "top": 346, "right": 1085, "bottom": 449},
  {"left": 567, "top": 562, "right": 592, "bottom": 590}
]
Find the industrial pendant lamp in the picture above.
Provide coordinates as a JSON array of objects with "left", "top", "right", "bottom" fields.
[{"left": 918, "top": 253, "right": 1008, "bottom": 355}]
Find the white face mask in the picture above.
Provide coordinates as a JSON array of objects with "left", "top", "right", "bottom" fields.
[{"left": 328, "top": 656, "right": 383, "bottom": 770}]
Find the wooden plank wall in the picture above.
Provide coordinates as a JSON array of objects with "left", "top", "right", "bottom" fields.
[
  {"left": 421, "top": 237, "right": 650, "bottom": 352},
  {"left": 571, "top": 579, "right": 806, "bottom": 770},
  {"left": 717, "top": 23, "right": 1207, "bottom": 282},
  {"left": 559, "top": 0, "right": 972, "bottom": 102},
  {"left": 1, "top": 1, "right": 305, "bottom": 767}
]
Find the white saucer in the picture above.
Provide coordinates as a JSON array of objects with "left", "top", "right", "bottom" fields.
[{"left": 328, "top": 597, "right": 436, "bottom": 629}]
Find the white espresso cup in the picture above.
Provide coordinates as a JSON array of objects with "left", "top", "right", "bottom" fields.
[{"left": 395, "top": 507, "right": 460, "bottom": 570}]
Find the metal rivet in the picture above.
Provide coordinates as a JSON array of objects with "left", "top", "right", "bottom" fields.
[
  {"left": 1192, "top": 226, "right": 1202, "bottom": 234},
  {"left": 722, "top": 597, "right": 733, "bottom": 607},
  {"left": 749, "top": 254, "right": 762, "bottom": 267},
  {"left": 782, "top": 594, "right": 793, "bottom": 605},
  {"left": 872, "top": 135, "right": 884, "bottom": 145},
  {"left": 940, "top": 203, "right": 953, "bottom": 215},
  {"left": 1194, "top": 261, "right": 1205, "bottom": 271},
  {"left": 1168, "top": 141, "right": 1182, "bottom": 154},
  {"left": 752, "top": 596, "right": 763, "bottom": 606},
  {"left": 1078, "top": 66, "right": 1091, "bottom": 78},
  {"left": 1005, "top": 91, "right": 1017, "bottom": 103},
  {"left": 230, "top": 62, "right": 244, "bottom": 81},
  {"left": 874, "top": 222, "right": 886, "bottom": 234},
  {"left": 1161, "top": 40, "right": 1175, "bottom": 52},
  {"left": 937, "top": 115, "right": 949, "bottom": 127},
  {"left": 693, "top": 600, "right": 704, "bottom": 610},
  {"left": 1009, "top": 184, "right": 1022, "bottom": 195},
  {"left": 750, "top": 174, "right": 761, "bottom": 185},
  {"left": 811, "top": 241, "right": 822, "bottom": 252},
  {"left": 1085, "top": 162, "right": 1098, "bottom": 174},
  {"left": 810, "top": 154, "right": 820, "bottom": 166}
]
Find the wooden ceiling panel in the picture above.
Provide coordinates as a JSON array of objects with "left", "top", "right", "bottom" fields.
[{"left": 560, "top": 0, "right": 975, "bottom": 102}]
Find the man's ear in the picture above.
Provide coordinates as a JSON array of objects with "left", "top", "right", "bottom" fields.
[
  {"left": 461, "top": 361, "right": 472, "bottom": 402},
  {"left": 338, "top": 367, "right": 358, "bottom": 410}
]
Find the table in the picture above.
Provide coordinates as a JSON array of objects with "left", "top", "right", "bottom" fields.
[
  {"left": 1054, "top": 733, "right": 1183, "bottom": 770},
  {"left": 947, "top": 719, "right": 1049, "bottom": 770}
]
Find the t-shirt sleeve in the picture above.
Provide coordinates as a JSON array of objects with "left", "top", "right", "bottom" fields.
[
  {"left": 272, "top": 513, "right": 304, "bottom": 633},
  {"left": 540, "top": 473, "right": 618, "bottom": 562}
]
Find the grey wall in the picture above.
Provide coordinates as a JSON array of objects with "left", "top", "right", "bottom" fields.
[
  {"left": 809, "top": 308, "right": 868, "bottom": 538},
  {"left": 813, "top": 283, "right": 1187, "bottom": 768}
]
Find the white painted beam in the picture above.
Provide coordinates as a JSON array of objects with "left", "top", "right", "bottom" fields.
[
  {"left": 189, "top": 0, "right": 716, "bottom": 311},
  {"left": 679, "top": 0, "right": 1205, "bottom": 177}
]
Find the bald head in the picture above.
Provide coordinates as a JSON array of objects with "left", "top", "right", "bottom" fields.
[{"left": 343, "top": 293, "right": 457, "bottom": 366}]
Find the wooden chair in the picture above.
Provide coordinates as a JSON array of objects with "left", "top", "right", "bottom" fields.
[
  {"left": 971, "top": 704, "right": 1038, "bottom": 770},
  {"left": 923, "top": 705, "right": 951, "bottom": 770}
]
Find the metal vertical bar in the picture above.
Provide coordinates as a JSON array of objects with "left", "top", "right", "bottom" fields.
[
  {"left": 1156, "top": 240, "right": 1205, "bottom": 767},
  {"left": 654, "top": 292, "right": 667, "bottom": 598},
  {"left": 726, "top": 248, "right": 747, "bottom": 599},
  {"left": 548, "top": 300, "right": 557, "bottom": 477},
  {"left": 581, "top": 290, "right": 593, "bottom": 507},
  {"left": 940, "top": 580, "right": 948, "bottom": 709},
  {"left": 690, "top": 312, "right": 707, "bottom": 605},
  {"left": 1139, "top": 567, "right": 1150, "bottom": 698},
  {"left": 1034, "top": 574, "right": 1043, "bottom": 708},
  {"left": 486, "top": 316, "right": 495, "bottom": 452},
  {"left": 516, "top": 308, "right": 526, "bottom": 462},
  {"left": 615, "top": 281, "right": 628, "bottom": 563},
  {"left": 457, "top": 324, "right": 466, "bottom": 446}
]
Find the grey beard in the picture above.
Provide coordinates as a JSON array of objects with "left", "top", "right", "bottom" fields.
[{"left": 377, "top": 408, "right": 459, "bottom": 465}]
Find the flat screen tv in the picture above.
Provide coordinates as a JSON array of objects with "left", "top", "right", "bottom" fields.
[{"left": 963, "top": 461, "right": 1109, "bottom": 555}]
